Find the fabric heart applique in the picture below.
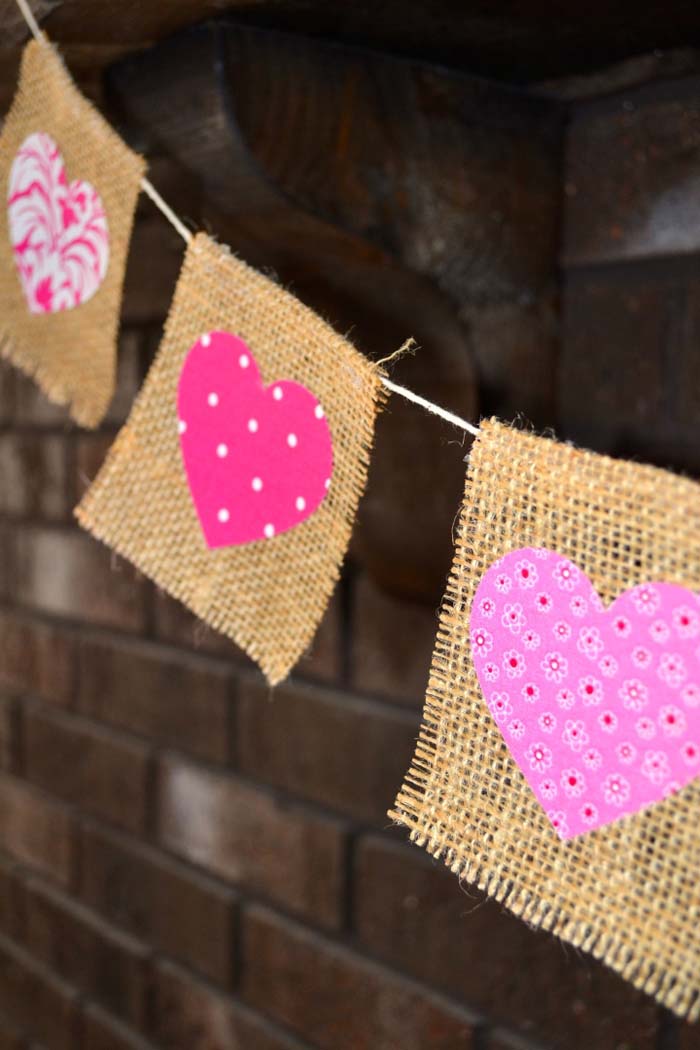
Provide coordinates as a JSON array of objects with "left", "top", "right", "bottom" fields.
[
  {"left": 472, "top": 547, "right": 700, "bottom": 839},
  {"left": 8, "top": 131, "right": 109, "bottom": 314},
  {"left": 178, "top": 331, "right": 333, "bottom": 547}
]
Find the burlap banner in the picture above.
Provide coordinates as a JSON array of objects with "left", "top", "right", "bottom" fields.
[
  {"left": 391, "top": 419, "right": 700, "bottom": 1020},
  {"left": 77, "top": 233, "right": 385, "bottom": 684},
  {"left": 0, "top": 39, "right": 145, "bottom": 427}
]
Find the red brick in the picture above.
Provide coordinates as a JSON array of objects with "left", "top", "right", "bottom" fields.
[
  {"left": 152, "top": 958, "right": 312, "bottom": 1050},
  {"left": 293, "top": 591, "right": 342, "bottom": 684},
  {"left": 0, "top": 933, "right": 79, "bottom": 1050},
  {"left": 152, "top": 588, "right": 242, "bottom": 659},
  {"left": 82, "top": 1003, "right": 155, "bottom": 1050},
  {"left": 0, "top": 434, "right": 67, "bottom": 521},
  {"left": 237, "top": 679, "right": 417, "bottom": 824},
  {"left": 14, "top": 527, "right": 146, "bottom": 632},
  {"left": 23, "top": 704, "right": 150, "bottom": 834},
  {"left": 565, "top": 85, "right": 700, "bottom": 265},
  {"left": 103, "top": 330, "right": 145, "bottom": 426},
  {"left": 0, "top": 1016, "right": 25, "bottom": 1050},
  {"left": 121, "top": 217, "right": 186, "bottom": 325},
  {"left": 242, "top": 906, "right": 475, "bottom": 1050},
  {"left": 0, "top": 854, "right": 24, "bottom": 939},
  {"left": 79, "top": 822, "right": 236, "bottom": 984},
  {"left": 77, "top": 635, "right": 232, "bottom": 762},
  {"left": 0, "top": 694, "right": 18, "bottom": 771},
  {"left": 354, "top": 835, "right": 658, "bottom": 1050},
  {"left": 73, "top": 434, "right": 117, "bottom": 505},
  {"left": 0, "top": 361, "right": 16, "bottom": 425},
  {"left": 158, "top": 757, "right": 344, "bottom": 930},
  {"left": 0, "top": 774, "right": 75, "bottom": 887},
  {"left": 349, "top": 571, "right": 435, "bottom": 706},
  {"left": 14, "top": 371, "right": 72, "bottom": 427},
  {"left": 24, "top": 879, "right": 149, "bottom": 1028},
  {"left": 0, "top": 611, "right": 76, "bottom": 706}
]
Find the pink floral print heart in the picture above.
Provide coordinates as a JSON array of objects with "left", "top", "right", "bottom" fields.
[
  {"left": 472, "top": 548, "right": 700, "bottom": 839},
  {"left": 8, "top": 132, "right": 109, "bottom": 314},
  {"left": 177, "top": 331, "right": 333, "bottom": 548}
]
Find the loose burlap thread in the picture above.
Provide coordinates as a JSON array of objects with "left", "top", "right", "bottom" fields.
[
  {"left": 0, "top": 39, "right": 145, "bottom": 427},
  {"left": 391, "top": 419, "right": 700, "bottom": 1020},
  {"left": 76, "top": 233, "right": 385, "bottom": 684}
]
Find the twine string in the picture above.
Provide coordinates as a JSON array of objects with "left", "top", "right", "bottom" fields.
[{"left": 13, "top": 0, "right": 480, "bottom": 437}]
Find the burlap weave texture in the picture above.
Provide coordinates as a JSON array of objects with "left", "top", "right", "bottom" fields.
[
  {"left": 76, "top": 233, "right": 385, "bottom": 684},
  {"left": 391, "top": 419, "right": 700, "bottom": 1020},
  {"left": 0, "top": 39, "right": 145, "bottom": 427}
]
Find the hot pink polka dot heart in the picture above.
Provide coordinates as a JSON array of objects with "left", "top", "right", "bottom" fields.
[
  {"left": 472, "top": 548, "right": 700, "bottom": 839},
  {"left": 177, "top": 331, "right": 333, "bottom": 547}
]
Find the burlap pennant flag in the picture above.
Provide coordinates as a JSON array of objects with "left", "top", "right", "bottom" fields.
[
  {"left": 391, "top": 418, "right": 700, "bottom": 1020},
  {"left": 76, "top": 232, "right": 385, "bottom": 683},
  {"left": 0, "top": 39, "right": 145, "bottom": 427}
]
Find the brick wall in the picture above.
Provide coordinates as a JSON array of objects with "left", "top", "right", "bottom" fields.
[{"left": 0, "top": 74, "right": 698, "bottom": 1050}]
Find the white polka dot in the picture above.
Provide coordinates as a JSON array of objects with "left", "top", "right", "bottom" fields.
[
  {"left": 273, "top": 386, "right": 283, "bottom": 401},
  {"left": 264, "top": 523, "right": 275, "bottom": 539},
  {"left": 287, "top": 433, "right": 298, "bottom": 448},
  {"left": 239, "top": 354, "right": 249, "bottom": 369},
  {"left": 324, "top": 478, "right": 331, "bottom": 489},
  {"left": 218, "top": 508, "right": 229, "bottom": 523},
  {"left": 201, "top": 333, "right": 211, "bottom": 347},
  {"left": 315, "top": 404, "right": 324, "bottom": 419},
  {"left": 178, "top": 420, "right": 187, "bottom": 434},
  {"left": 296, "top": 496, "right": 306, "bottom": 512},
  {"left": 216, "top": 443, "right": 228, "bottom": 458},
  {"left": 248, "top": 419, "right": 258, "bottom": 433},
  {"left": 252, "top": 477, "right": 263, "bottom": 492},
  {"left": 208, "top": 393, "right": 219, "bottom": 407}
]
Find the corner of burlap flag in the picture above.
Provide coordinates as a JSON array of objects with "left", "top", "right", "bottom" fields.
[
  {"left": 0, "top": 38, "right": 146, "bottom": 427},
  {"left": 391, "top": 417, "right": 700, "bottom": 1021},
  {"left": 76, "top": 232, "right": 386, "bottom": 684}
]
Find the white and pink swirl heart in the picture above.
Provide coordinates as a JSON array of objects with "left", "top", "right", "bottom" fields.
[
  {"left": 7, "top": 132, "right": 109, "bottom": 314},
  {"left": 472, "top": 548, "right": 700, "bottom": 839}
]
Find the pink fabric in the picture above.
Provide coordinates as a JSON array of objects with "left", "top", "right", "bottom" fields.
[
  {"left": 472, "top": 548, "right": 700, "bottom": 839},
  {"left": 178, "top": 331, "right": 333, "bottom": 548},
  {"left": 7, "top": 132, "right": 109, "bottom": 314}
]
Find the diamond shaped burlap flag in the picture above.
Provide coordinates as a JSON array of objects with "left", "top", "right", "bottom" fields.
[
  {"left": 0, "top": 39, "right": 145, "bottom": 427},
  {"left": 76, "top": 233, "right": 386, "bottom": 683},
  {"left": 391, "top": 419, "right": 700, "bottom": 1021}
]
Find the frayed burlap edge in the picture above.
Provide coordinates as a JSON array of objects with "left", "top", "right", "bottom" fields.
[
  {"left": 390, "top": 418, "right": 700, "bottom": 1021},
  {"left": 0, "top": 39, "right": 146, "bottom": 427}
]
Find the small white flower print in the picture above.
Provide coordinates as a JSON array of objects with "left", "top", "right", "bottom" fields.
[
  {"left": 635, "top": 716, "right": 656, "bottom": 740},
  {"left": 673, "top": 605, "right": 700, "bottom": 639},
  {"left": 618, "top": 678, "right": 648, "bottom": 712},
  {"left": 616, "top": 742, "right": 637, "bottom": 765},
  {"left": 538, "top": 711, "right": 557, "bottom": 734},
  {"left": 562, "top": 719, "right": 588, "bottom": 752},
  {"left": 603, "top": 773, "right": 630, "bottom": 807},
  {"left": 578, "top": 676, "right": 604, "bottom": 706},
  {"left": 598, "top": 654, "right": 618, "bottom": 678},
  {"left": 482, "top": 661, "right": 500, "bottom": 682},
  {"left": 649, "top": 620, "right": 670, "bottom": 644},
  {"left": 533, "top": 548, "right": 550, "bottom": 560},
  {"left": 478, "top": 596, "right": 496, "bottom": 618},
  {"left": 577, "top": 626, "right": 605, "bottom": 660},
  {"left": 514, "top": 559, "right": 538, "bottom": 588},
  {"left": 555, "top": 688, "right": 576, "bottom": 710},
  {"left": 658, "top": 653, "right": 687, "bottom": 689},
  {"left": 521, "top": 629, "right": 541, "bottom": 651},
  {"left": 526, "top": 741, "right": 553, "bottom": 773},
  {"left": 489, "top": 692, "right": 512, "bottom": 722},
  {"left": 535, "top": 592, "right": 553, "bottom": 613},
  {"left": 632, "top": 584, "right": 660, "bottom": 616},
  {"left": 552, "top": 561, "right": 579, "bottom": 592},
  {"left": 503, "top": 649, "right": 526, "bottom": 678},
  {"left": 611, "top": 615, "right": 631, "bottom": 638},
  {"left": 507, "top": 718, "right": 526, "bottom": 739},
  {"left": 541, "top": 651, "right": 568, "bottom": 683},
  {"left": 547, "top": 810, "right": 569, "bottom": 837},
  {"left": 471, "top": 627, "right": 493, "bottom": 658},
  {"left": 582, "top": 747, "right": 602, "bottom": 770},
  {"left": 494, "top": 573, "right": 512, "bottom": 594},
  {"left": 553, "top": 620, "right": 572, "bottom": 642},
  {"left": 663, "top": 781, "right": 681, "bottom": 798},
  {"left": 540, "top": 778, "right": 557, "bottom": 799},
  {"left": 631, "top": 646, "right": 652, "bottom": 669},
  {"left": 580, "top": 802, "right": 599, "bottom": 825},
  {"left": 682, "top": 742, "right": 700, "bottom": 766},
  {"left": 569, "top": 596, "right": 588, "bottom": 618},
  {"left": 659, "top": 705, "right": 686, "bottom": 737},
  {"left": 521, "top": 683, "right": 540, "bottom": 703},
  {"left": 502, "top": 602, "right": 526, "bottom": 634},
  {"left": 681, "top": 683, "right": 700, "bottom": 708},
  {"left": 561, "top": 768, "right": 586, "bottom": 798},
  {"left": 598, "top": 710, "right": 618, "bottom": 733},
  {"left": 641, "top": 749, "right": 670, "bottom": 785}
]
